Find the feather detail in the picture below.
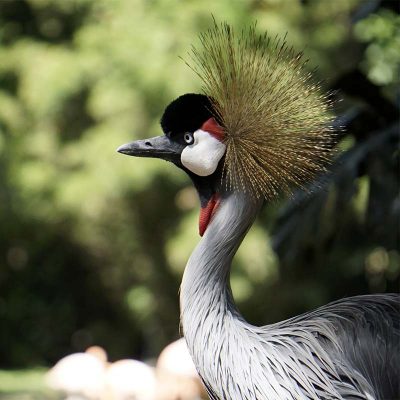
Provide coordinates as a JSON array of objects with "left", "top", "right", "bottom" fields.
[{"left": 186, "top": 19, "right": 336, "bottom": 199}]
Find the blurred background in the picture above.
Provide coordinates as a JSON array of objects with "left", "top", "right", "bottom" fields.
[{"left": 0, "top": 0, "right": 398, "bottom": 398}]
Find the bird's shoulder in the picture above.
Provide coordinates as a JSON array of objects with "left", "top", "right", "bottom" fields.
[{"left": 274, "top": 293, "right": 400, "bottom": 399}]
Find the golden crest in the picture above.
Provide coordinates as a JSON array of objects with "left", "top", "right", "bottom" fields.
[{"left": 186, "top": 19, "right": 336, "bottom": 199}]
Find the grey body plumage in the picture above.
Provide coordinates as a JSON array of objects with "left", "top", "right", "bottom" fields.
[{"left": 181, "top": 189, "right": 400, "bottom": 400}]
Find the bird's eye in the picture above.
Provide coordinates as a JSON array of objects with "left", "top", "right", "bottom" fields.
[{"left": 184, "top": 132, "right": 194, "bottom": 145}]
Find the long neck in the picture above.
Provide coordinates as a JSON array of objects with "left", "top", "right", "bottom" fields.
[{"left": 180, "top": 190, "right": 262, "bottom": 350}]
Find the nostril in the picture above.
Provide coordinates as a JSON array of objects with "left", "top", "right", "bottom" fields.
[{"left": 145, "top": 141, "right": 153, "bottom": 147}]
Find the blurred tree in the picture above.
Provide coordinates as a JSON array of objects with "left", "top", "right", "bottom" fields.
[{"left": 0, "top": 0, "right": 398, "bottom": 368}]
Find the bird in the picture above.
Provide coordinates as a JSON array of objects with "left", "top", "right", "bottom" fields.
[
  {"left": 46, "top": 346, "right": 107, "bottom": 399},
  {"left": 48, "top": 347, "right": 159, "bottom": 400},
  {"left": 117, "top": 20, "right": 400, "bottom": 400},
  {"left": 103, "top": 340, "right": 205, "bottom": 400},
  {"left": 104, "top": 359, "right": 157, "bottom": 400},
  {"left": 156, "top": 338, "right": 208, "bottom": 399}
]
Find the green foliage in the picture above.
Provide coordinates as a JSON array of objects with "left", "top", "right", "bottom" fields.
[
  {"left": 0, "top": 368, "right": 55, "bottom": 400},
  {"left": 0, "top": 0, "right": 398, "bottom": 377},
  {"left": 355, "top": 9, "right": 400, "bottom": 85}
]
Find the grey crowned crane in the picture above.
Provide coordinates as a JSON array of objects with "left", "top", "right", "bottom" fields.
[{"left": 118, "top": 21, "right": 400, "bottom": 400}]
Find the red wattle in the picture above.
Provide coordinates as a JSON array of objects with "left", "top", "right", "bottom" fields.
[
  {"left": 199, "top": 194, "right": 220, "bottom": 236},
  {"left": 201, "top": 118, "right": 224, "bottom": 141}
]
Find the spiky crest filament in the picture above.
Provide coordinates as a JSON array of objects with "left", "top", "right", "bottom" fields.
[{"left": 186, "top": 19, "right": 335, "bottom": 199}]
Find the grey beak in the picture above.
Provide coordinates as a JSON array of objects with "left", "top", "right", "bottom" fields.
[{"left": 117, "top": 135, "right": 183, "bottom": 163}]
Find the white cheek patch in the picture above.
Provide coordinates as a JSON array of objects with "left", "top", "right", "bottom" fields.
[{"left": 181, "top": 130, "right": 226, "bottom": 177}]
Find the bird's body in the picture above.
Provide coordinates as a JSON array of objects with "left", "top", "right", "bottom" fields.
[
  {"left": 157, "top": 338, "right": 199, "bottom": 379},
  {"left": 181, "top": 190, "right": 399, "bottom": 399},
  {"left": 156, "top": 338, "right": 208, "bottom": 399},
  {"left": 46, "top": 346, "right": 107, "bottom": 399},
  {"left": 105, "top": 359, "right": 157, "bottom": 400},
  {"left": 118, "top": 19, "right": 400, "bottom": 400}
]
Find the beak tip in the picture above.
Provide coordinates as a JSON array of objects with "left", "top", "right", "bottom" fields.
[{"left": 116, "top": 144, "right": 129, "bottom": 155}]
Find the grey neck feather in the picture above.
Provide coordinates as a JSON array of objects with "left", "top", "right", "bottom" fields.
[
  {"left": 180, "top": 190, "right": 261, "bottom": 322},
  {"left": 180, "top": 191, "right": 263, "bottom": 396}
]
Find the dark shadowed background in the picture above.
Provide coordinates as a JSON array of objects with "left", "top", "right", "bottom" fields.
[{"left": 0, "top": 0, "right": 398, "bottom": 397}]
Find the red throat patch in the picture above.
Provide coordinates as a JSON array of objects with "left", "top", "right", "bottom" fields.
[
  {"left": 199, "top": 194, "right": 220, "bottom": 236},
  {"left": 201, "top": 118, "right": 224, "bottom": 141}
]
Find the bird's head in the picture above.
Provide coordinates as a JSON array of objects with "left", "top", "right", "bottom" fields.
[
  {"left": 117, "top": 93, "right": 227, "bottom": 236},
  {"left": 117, "top": 21, "right": 336, "bottom": 237}
]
